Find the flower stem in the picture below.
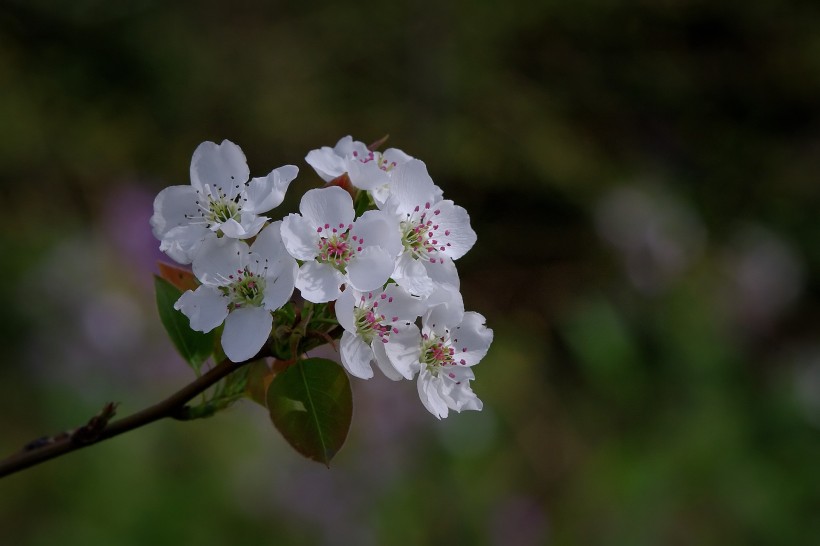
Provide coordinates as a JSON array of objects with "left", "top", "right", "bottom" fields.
[{"left": 0, "top": 355, "right": 259, "bottom": 480}]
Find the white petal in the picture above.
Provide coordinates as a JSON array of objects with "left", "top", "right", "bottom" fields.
[
  {"left": 338, "top": 136, "right": 368, "bottom": 157},
  {"left": 432, "top": 200, "right": 477, "bottom": 260},
  {"left": 263, "top": 258, "right": 297, "bottom": 311},
  {"left": 174, "top": 285, "right": 229, "bottom": 333},
  {"left": 305, "top": 148, "right": 345, "bottom": 181},
  {"left": 334, "top": 136, "right": 370, "bottom": 162},
  {"left": 217, "top": 218, "right": 244, "bottom": 239},
  {"left": 219, "top": 214, "right": 267, "bottom": 239},
  {"left": 295, "top": 261, "right": 344, "bottom": 303},
  {"left": 423, "top": 256, "right": 460, "bottom": 289},
  {"left": 450, "top": 312, "right": 493, "bottom": 367},
  {"left": 159, "top": 225, "right": 213, "bottom": 264},
  {"left": 378, "top": 283, "right": 424, "bottom": 321},
  {"left": 190, "top": 140, "right": 250, "bottom": 198},
  {"left": 346, "top": 159, "right": 389, "bottom": 190},
  {"left": 340, "top": 330, "right": 374, "bottom": 379},
  {"left": 385, "top": 159, "right": 441, "bottom": 216},
  {"left": 335, "top": 288, "right": 357, "bottom": 333},
  {"left": 446, "top": 364, "right": 476, "bottom": 383},
  {"left": 382, "top": 324, "right": 422, "bottom": 380},
  {"left": 245, "top": 165, "right": 298, "bottom": 214},
  {"left": 351, "top": 210, "right": 402, "bottom": 257},
  {"left": 445, "top": 377, "right": 483, "bottom": 413},
  {"left": 280, "top": 213, "right": 319, "bottom": 260},
  {"left": 222, "top": 306, "right": 272, "bottom": 362},
  {"left": 370, "top": 184, "right": 392, "bottom": 209},
  {"left": 423, "top": 284, "right": 465, "bottom": 331},
  {"left": 251, "top": 221, "right": 287, "bottom": 262},
  {"left": 242, "top": 212, "right": 269, "bottom": 237},
  {"left": 192, "top": 236, "right": 249, "bottom": 286},
  {"left": 417, "top": 371, "right": 449, "bottom": 419},
  {"left": 393, "top": 253, "right": 436, "bottom": 297},
  {"left": 383, "top": 147, "right": 413, "bottom": 166},
  {"left": 150, "top": 185, "right": 199, "bottom": 239},
  {"left": 346, "top": 247, "right": 395, "bottom": 292},
  {"left": 372, "top": 339, "right": 405, "bottom": 381},
  {"left": 299, "top": 186, "right": 355, "bottom": 232}
]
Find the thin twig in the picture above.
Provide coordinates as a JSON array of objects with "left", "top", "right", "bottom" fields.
[{"left": 0, "top": 356, "right": 255, "bottom": 480}]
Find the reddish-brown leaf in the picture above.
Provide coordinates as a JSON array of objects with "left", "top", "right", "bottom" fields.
[{"left": 158, "top": 262, "right": 198, "bottom": 292}]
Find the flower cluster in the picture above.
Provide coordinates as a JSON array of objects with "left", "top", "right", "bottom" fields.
[{"left": 151, "top": 136, "right": 493, "bottom": 418}]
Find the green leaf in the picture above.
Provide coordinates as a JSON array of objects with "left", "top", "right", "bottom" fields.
[
  {"left": 267, "top": 358, "right": 352, "bottom": 466},
  {"left": 353, "top": 187, "right": 374, "bottom": 218},
  {"left": 154, "top": 275, "right": 215, "bottom": 371}
]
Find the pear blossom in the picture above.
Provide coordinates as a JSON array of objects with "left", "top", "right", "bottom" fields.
[
  {"left": 335, "top": 283, "right": 423, "bottom": 380},
  {"left": 305, "top": 135, "right": 412, "bottom": 205},
  {"left": 151, "top": 139, "right": 298, "bottom": 264},
  {"left": 174, "top": 222, "right": 297, "bottom": 362},
  {"left": 414, "top": 310, "right": 492, "bottom": 419},
  {"left": 280, "top": 186, "right": 402, "bottom": 303},
  {"left": 375, "top": 286, "right": 492, "bottom": 418},
  {"left": 379, "top": 159, "right": 475, "bottom": 296}
]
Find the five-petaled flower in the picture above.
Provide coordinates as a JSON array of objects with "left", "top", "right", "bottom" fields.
[
  {"left": 335, "top": 283, "right": 423, "bottom": 379},
  {"left": 280, "top": 186, "right": 402, "bottom": 303},
  {"left": 151, "top": 139, "right": 298, "bottom": 264},
  {"left": 375, "top": 285, "right": 493, "bottom": 418},
  {"left": 379, "top": 159, "right": 476, "bottom": 296},
  {"left": 175, "top": 221, "right": 297, "bottom": 362},
  {"left": 413, "top": 307, "right": 493, "bottom": 419}
]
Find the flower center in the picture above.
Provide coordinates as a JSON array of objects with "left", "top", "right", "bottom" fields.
[
  {"left": 420, "top": 333, "right": 455, "bottom": 376},
  {"left": 351, "top": 150, "right": 398, "bottom": 172},
  {"left": 400, "top": 203, "right": 449, "bottom": 263},
  {"left": 207, "top": 196, "right": 240, "bottom": 224},
  {"left": 316, "top": 223, "right": 358, "bottom": 271},
  {"left": 188, "top": 184, "right": 245, "bottom": 230},
  {"left": 401, "top": 220, "right": 435, "bottom": 259},
  {"left": 222, "top": 268, "right": 266, "bottom": 308},
  {"left": 352, "top": 292, "right": 399, "bottom": 345},
  {"left": 353, "top": 307, "right": 388, "bottom": 344}
]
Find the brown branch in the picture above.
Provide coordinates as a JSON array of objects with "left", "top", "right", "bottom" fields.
[{"left": 0, "top": 356, "right": 256, "bottom": 480}]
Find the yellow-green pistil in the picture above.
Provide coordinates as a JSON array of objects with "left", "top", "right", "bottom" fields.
[
  {"left": 222, "top": 268, "right": 265, "bottom": 309},
  {"left": 420, "top": 333, "right": 456, "bottom": 377},
  {"left": 207, "top": 196, "right": 240, "bottom": 224},
  {"left": 400, "top": 203, "right": 450, "bottom": 263},
  {"left": 353, "top": 305, "right": 391, "bottom": 344},
  {"left": 187, "top": 188, "right": 243, "bottom": 229}
]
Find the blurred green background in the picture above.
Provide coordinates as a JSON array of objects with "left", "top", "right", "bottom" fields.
[{"left": 1, "top": 1, "right": 819, "bottom": 544}]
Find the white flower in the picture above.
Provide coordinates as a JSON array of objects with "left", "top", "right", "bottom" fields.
[
  {"left": 305, "top": 135, "right": 412, "bottom": 206},
  {"left": 414, "top": 310, "right": 493, "bottom": 419},
  {"left": 335, "top": 283, "right": 423, "bottom": 380},
  {"left": 280, "top": 186, "right": 402, "bottom": 303},
  {"left": 377, "top": 286, "right": 492, "bottom": 418},
  {"left": 151, "top": 139, "right": 298, "bottom": 264},
  {"left": 174, "top": 222, "right": 297, "bottom": 362},
  {"left": 379, "top": 159, "right": 476, "bottom": 296}
]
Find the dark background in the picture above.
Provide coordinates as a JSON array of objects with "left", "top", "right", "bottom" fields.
[{"left": 1, "top": 1, "right": 819, "bottom": 544}]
